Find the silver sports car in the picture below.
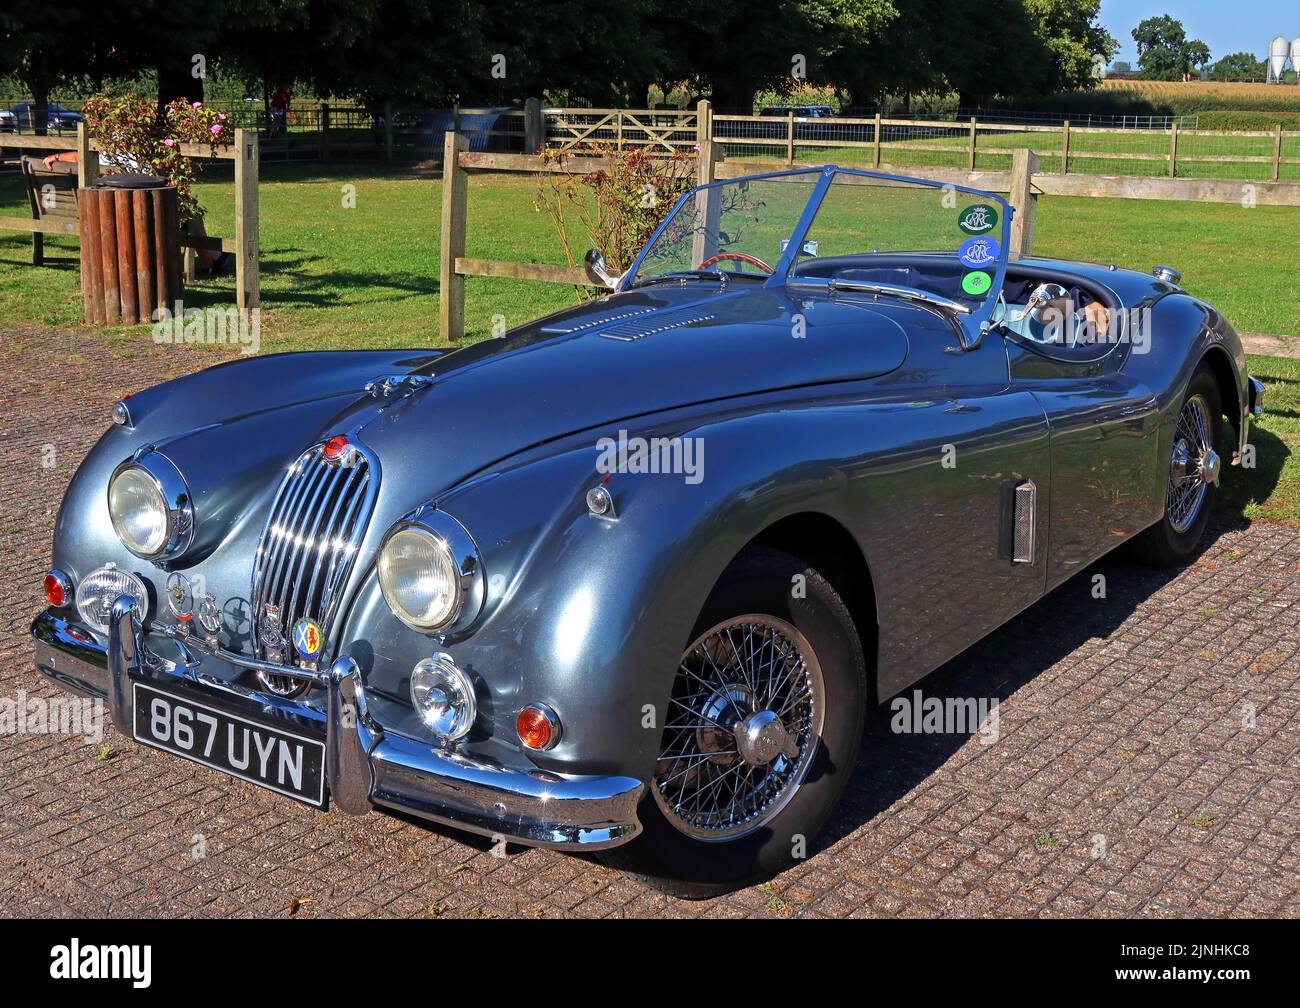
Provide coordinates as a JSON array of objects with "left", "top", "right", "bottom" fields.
[{"left": 33, "top": 166, "right": 1263, "bottom": 895}]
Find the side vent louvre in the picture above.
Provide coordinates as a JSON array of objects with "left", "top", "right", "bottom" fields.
[{"left": 1012, "top": 480, "right": 1036, "bottom": 564}]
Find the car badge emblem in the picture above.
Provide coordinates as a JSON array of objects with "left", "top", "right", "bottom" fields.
[
  {"left": 958, "top": 236, "right": 1000, "bottom": 269},
  {"left": 957, "top": 203, "right": 999, "bottom": 235},
  {"left": 196, "top": 593, "right": 221, "bottom": 644},
  {"left": 292, "top": 618, "right": 324, "bottom": 661},
  {"left": 260, "top": 604, "right": 287, "bottom": 660},
  {"left": 165, "top": 571, "right": 194, "bottom": 622}
]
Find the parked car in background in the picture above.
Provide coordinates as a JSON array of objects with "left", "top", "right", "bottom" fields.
[
  {"left": 9, "top": 101, "right": 83, "bottom": 132},
  {"left": 761, "top": 105, "right": 836, "bottom": 118},
  {"left": 0, "top": 107, "right": 17, "bottom": 132},
  {"left": 32, "top": 166, "right": 1261, "bottom": 896}
]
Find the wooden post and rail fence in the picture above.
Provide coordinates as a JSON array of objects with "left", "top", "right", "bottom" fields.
[
  {"left": 439, "top": 99, "right": 1300, "bottom": 341},
  {"left": 0, "top": 123, "right": 259, "bottom": 321}
]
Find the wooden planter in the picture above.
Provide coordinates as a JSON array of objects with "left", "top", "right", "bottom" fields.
[{"left": 77, "top": 184, "right": 181, "bottom": 326}]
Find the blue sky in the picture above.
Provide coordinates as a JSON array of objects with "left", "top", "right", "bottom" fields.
[{"left": 1100, "top": 0, "right": 1296, "bottom": 65}]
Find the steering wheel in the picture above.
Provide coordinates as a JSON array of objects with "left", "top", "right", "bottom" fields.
[{"left": 699, "top": 251, "right": 774, "bottom": 274}]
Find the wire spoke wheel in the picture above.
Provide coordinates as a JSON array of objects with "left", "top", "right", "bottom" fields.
[
  {"left": 653, "top": 614, "right": 825, "bottom": 841},
  {"left": 1166, "top": 393, "right": 1218, "bottom": 534}
]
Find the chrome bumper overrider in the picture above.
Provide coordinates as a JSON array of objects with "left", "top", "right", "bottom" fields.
[
  {"left": 31, "top": 597, "right": 644, "bottom": 850},
  {"left": 1238, "top": 375, "right": 1265, "bottom": 464}
]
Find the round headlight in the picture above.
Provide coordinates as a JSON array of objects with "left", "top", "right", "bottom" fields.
[
  {"left": 107, "top": 453, "right": 194, "bottom": 561},
  {"left": 109, "top": 467, "right": 168, "bottom": 556},
  {"left": 411, "top": 654, "right": 477, "bottom": 740},
  {"left": 75, "top": 563, "right": 149, "bottom": 633},
  {"left": 378, "top": 527, "right": 461, "bottom": 630}
]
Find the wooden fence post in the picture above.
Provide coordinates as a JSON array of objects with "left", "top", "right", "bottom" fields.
[
  {"left": 967, "top": 116, "right": 977, "bottom": 172},
  {"left": 524, "top": 97, "right": 543, "bottom": 153},
  {"left": 1061, "top": 120, "right": 1070, "bottom": 175},
  {"left": 873, "top": 111, "right": 882, "bottom": 168},
  {"left": 320, "top": 102, "right": 330, "bottom": 161},
  {"left": 786, "top": 109, "right": 795, "bottom": 167},
  {"left": 692, "top": 138, "right": 721, "bottom": 269},
  {"left": 1009, "top": 148, "right": 1038, "bottom": 260},
  {"left": 234, "top": 128, "right": 260, "bottom": 311},
  {"left": 1272, "top": 123, "right": 1283, "bottom": 181},
  {"left": 1169, "top": 120, "right": 1179, "bottom": 178},
  {"left": 696, "top": 98, "right": 712, "bottom": 150},
  {"left": 76, "top": 121, "right": 98, "bottom": 188},
  {"left": 439, "top": 131, "right": 469, "bottom": 343}
]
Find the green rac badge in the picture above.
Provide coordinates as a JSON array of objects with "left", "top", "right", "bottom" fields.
[{"left": 957, "top": 203, "right": 999, "bottom": 235}]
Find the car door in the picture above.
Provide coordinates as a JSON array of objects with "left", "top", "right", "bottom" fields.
[
  {"left": 1005, "top": 331, "right": 1162, "bottom": 590},
  {"left": 850, "top": 301, "right": 1053, "bottom": 699}
]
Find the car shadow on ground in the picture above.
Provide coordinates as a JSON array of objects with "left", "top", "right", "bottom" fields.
[{"left": 815, "top": 513, "right": 1249, "bottom": 855}]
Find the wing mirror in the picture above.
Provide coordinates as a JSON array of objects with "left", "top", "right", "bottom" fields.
[{"left": 584, "top": 249, "right": 620, "bottom": 288}]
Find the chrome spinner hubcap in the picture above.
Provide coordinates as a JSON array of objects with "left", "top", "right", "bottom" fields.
[
  {"left": 653, "top": 615, "right": 824, "bottom": 841},
  {"left": 1167, "top": 394, "right": 1217, "bottom": 534}
]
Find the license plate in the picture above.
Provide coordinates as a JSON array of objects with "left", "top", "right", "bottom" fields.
[{"left": 132, "top": 683, "right": 325, "bottom": 807}]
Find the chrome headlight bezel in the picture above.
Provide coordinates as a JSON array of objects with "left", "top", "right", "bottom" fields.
[
  {"left": 107, "top": 452, "right": 195, "bottom": 562},
  {"left": 377, "top": 510, "right": 485, "bottom": 635}
]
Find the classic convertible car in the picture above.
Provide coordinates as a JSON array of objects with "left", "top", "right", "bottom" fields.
[{"left": 33, "top": 166, "right": 1263, "bottom": 896}]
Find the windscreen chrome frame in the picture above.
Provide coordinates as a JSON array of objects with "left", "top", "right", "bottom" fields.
[{"left": 621, "top": 164, "right": 1014, "bottom": 352}]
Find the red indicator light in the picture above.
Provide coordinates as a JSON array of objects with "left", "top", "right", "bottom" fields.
[{"left": 43, "top": 572, "right": 67, "bottom": 607}]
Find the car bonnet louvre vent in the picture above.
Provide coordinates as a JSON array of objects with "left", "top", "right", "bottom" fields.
[
  {"left": 250, "top": 443, "right": 376, "bottom": 670},
  {"left": 599, "top": 309, "right": 716, "bottom": 342},
  {"left": 540, "top": 307, "right": 657, "bottom": 335}
]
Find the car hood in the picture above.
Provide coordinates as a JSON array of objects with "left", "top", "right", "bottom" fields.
[
  {"left": 105, "top": 286, "right": 910, "bottom": 560},
  {"left": 347, "top": 285, "right": 909, "bottom": 490}
]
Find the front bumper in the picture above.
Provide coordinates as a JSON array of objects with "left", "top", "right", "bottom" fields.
[{"left": 31, "top": 600, "right": 644, "bottom": 850}]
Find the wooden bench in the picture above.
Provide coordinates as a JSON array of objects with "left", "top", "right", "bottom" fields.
[{"left": 21, "top": 155, "right": 80, "bottom": 265}]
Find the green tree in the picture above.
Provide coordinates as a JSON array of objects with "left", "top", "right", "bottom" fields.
[
  {"left": 1203, "top": 52, "right": 1267, "bottom": 81},
  {"left": 1132, "top": 15, "right": 1211, "bottom": 81},
  {"left": 0, "top": 6, "right": 114, "bottom": 133},
  {"left": 1025, "top": 0, "right": 1118, "bottom": 91}
]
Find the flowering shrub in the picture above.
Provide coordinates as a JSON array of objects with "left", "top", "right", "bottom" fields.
[
  {"left": 82, "top": 92, "right": 234, "bottom": 223},
  {"left": 534, "top": 143, "right": 696, "bottom": 291}
]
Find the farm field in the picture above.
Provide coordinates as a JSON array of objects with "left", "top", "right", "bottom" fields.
[{"left": 1098, "top": 78, "right": 1300, "bottom": 111}]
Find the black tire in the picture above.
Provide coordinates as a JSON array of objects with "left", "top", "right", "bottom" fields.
[
  {"left": 1132, "top": 365, "right": 1224, "bottom": 567},
  {"left": 602, "top": 546, "right": 866, "bottom": 898}
]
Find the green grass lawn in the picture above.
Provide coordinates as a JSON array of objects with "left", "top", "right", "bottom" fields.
[
  {"left": 1, "top": 161, "right": 1296, "bottom": 523},
  {"left": 1222, "top": 354, "right": 1300, "bottom": 527}
]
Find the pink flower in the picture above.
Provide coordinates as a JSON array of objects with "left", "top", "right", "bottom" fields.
[
  {"left": 164, "top": 138, "right": 175, "bottom": 147},
  {"left": 210, "top": 124, "right": 222, "bottom": 136},
  {"left": 217, "top": 113, "right": 227, "bottom": 120},
  {"left": 191, "top": 101, "right": 202, "bottom": 109}
]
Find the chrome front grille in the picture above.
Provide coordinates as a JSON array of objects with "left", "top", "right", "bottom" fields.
[{"left": 251, "top": 442, "right": 376, "bottom": 686}]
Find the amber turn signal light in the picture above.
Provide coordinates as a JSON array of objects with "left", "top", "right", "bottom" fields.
[{"left": 516, "top": 704, "right": 561, "bottom": 751}]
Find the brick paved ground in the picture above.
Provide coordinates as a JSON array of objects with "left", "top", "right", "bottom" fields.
[{"left": 1, "top": 327, "right": 1297, "bottom": 918}]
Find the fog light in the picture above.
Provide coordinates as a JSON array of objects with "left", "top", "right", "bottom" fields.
[
  {"left": 43, "top": 570, "right": 71, "bottom": 608},
  {"left": 410, "top": 653, "right": 476, "bottom": 741},
  {"left": 75, "top": 563, "right": 148, "bottom": 634},
  {"left": 516, "top": 704, "right": 561, "bottom": 751}
]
